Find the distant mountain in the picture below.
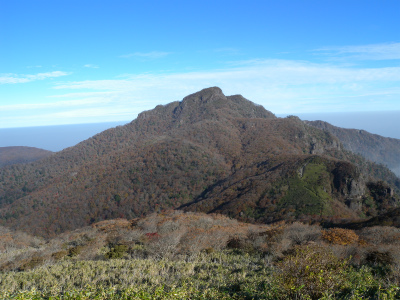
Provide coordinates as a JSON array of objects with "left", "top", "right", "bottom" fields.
[
  {"left": 305, "top": 120, "right": 400, "bottom": 177},
  {"left": 0, "top": 87, "right": 398, "bottom": 237},
  {"left": 0, "top": 146, "right": 53, "bottom": 168}
]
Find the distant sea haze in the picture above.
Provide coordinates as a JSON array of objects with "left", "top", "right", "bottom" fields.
[
  {"left": 280, "top": 111, "right": 400, "bottom": 140},
  {"left": 0, "top": 121, "right": 128, "bottom": 152},
  {"left": 0, "top": 111, "right": 399, "bottom": 152}
]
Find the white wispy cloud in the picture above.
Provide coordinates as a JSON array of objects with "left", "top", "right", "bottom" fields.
[
  {"left": 54, "top": 60, "right": 400, "bottom": 90},
  {"left": 0, "top": 98, "right": 111, "bottom": 111},
  {"left": 84, "top": 64, "right": 99, "bottom": 68},
  {"left": 0, "top": 71, "right": 70, "bottom": 84},
  {"left": 119, "top": 51, "right": 172, "bottom": 59},
  {"left": 315, "top": 42, "right": 400, "bottom": 60},
  {"left": 3, "top": 58, "right": 400, "bottom": 128},
  {"left": 52, "top": 59, "right": 400, "bottom": 114},
  {"left": 49, "top": 91, "right": 115, "bottom": 98}
]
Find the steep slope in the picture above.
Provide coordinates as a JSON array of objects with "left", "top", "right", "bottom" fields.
[
  {"left": 0, "top": 147, "right": 53, "bottom": 168},
  {"left": 181, "top": 152, "right": 400, "bottom": 224},
  {"left": 0, "top": 87, "right": 398, "bottom": 236},
  {"left": 305, "top": 120, "right": 400, "bottom": 177}
]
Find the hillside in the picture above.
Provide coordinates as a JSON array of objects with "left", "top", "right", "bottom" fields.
[
  {"left": 305, "top": 120, "right": 400, "bottom": 177},
  {"left": 0, "top": 87, "right": 398, "bottom": 237},
  {"left": 0, "top": 210, "right": 270, "bottom": 272},
  {"left": 2, "top": 210, "right": 400, "bottom": 299},
  {"left": 0, "top": 146, "right": 53, "bottom": 168}
]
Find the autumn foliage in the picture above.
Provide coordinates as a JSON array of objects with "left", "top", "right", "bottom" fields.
[
  {"left": 322, "top": 228, "right": 359, "bottom": 245},
  {"left": 0, "top": 87, "right": 398, "bottom": 237}
]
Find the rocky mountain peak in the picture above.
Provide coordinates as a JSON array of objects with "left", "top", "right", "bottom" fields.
[
  {"left": 172, "top": 87, "right": 275, "bottom": 123},
  {"left": 135, "top": 87, "right": 275, "bottom": 128},
  {"left": 181, "top": 87, "right": 225, "bottom": 104}
]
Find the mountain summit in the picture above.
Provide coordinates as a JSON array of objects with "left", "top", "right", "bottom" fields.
[
  {"left": 135, "top": 87, "right": 275, "bottom": 130},
  {"left": 0, "top": 88, "right": 398, "bottom": 236},
  {"left": 173, "top": 87, "right": 275, "bottom": 121}
]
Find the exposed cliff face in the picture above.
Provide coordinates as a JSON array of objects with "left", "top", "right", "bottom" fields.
[
  {"left": 182, "top": 153, "right": 395, "bottom": 223},
  {"left": 305, "top": 120, "right": 400, "bottom": 177},
  {"left": 332, "top": 162, "right": 365, "bottom": 197}
]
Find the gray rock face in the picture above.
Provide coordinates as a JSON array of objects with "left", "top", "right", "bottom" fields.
[
  {"left": 349, "top": 178, "right": 367, "bottom": 197},
  {"left": 305, "top": 120, "right": 400, "bottom": 177}
]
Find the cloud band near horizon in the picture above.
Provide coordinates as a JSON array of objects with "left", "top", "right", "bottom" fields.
[
  {"left": 0, "top": 71, "right": 70, "bottom": 85},
  {"left": 2, "top": 55, "right": 400, "bottom": 128}
]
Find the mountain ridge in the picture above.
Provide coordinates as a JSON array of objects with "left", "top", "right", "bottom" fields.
[
  {"left": 0, "top": 146, "right": 53, "bottom": 168},
  {"left": 305, "top": 120, "right": 400, "bottom": 177},
  {"left": 0, "top": 87, "right": 398, "bottom": 237}
]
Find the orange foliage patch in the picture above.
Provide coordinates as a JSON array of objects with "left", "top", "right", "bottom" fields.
[
  {"left": 322, "top": 228, "right": 359, "bottom": 245},
  {"left": 91, "top": 218, "right": 133, "bottom": 232}
]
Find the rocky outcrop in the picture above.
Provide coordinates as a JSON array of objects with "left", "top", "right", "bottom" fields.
[{"left": 305, "top": 120, "right": 400, "bottom": 177}]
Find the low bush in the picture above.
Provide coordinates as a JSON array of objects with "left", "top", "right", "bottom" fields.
[
  {"left": 104, "top": 244, "right": 129, "bottom": 259},
  {"left": 18, "top": 255, "right": 44, "bottom": 271},
  {"left": 51, "top": 250, "right": 68, "bottom": 260},
  {"left": 68, "top": 245, "right": 84, "bottom": 257},
  {"left": 359, "top": 226, "right": 400, "bottom": 245},
  {"left": 322, "top": 228, "right": 359, "bottom": 245},
  {"left": 366, "top": 250, "right": 392, "bottom": 265},
  {"left": 275, "top": 245, "right": 348, "bottom": 299},
  {"left": 226, "top": 237, "right": 255, "bottom": 253},
  {"left": 282, "top": 222, "right": 321, "bottom": 245}
]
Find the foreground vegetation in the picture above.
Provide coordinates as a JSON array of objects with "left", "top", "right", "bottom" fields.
[
  {"left": 2, "top": 211, "right": 400, "bottom": 299},
  {"left": 2, "top": 248, "right": 400, "bottom": 299}
]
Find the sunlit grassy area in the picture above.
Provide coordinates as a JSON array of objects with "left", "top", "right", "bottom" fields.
[
  {"left": 1, "top": 249, "right": 400, "bottom": 299},
  {"left": 2, "top": 212, "right": 400, "bottom": 299}
]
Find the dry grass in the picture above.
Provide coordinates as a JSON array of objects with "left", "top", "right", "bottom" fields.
[{"left": 2, "top": 212, "right": 400, "bottom": 298}]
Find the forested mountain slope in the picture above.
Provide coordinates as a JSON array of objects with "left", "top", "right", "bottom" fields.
[
  {"left": 0, "top": 147, "right": 53, "bottom": 168},
  {"left": 0, "top": 87, "right": 398, "bottom": 237}
]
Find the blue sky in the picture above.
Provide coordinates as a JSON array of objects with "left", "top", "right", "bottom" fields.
[{"left": 1, "top": 0, "right": 400, "bottom": 128}]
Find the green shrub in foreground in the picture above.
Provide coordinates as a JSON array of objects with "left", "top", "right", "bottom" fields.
[
  {"left": 104, "top": 244, "right": 129, "bottom": 259},
  {"left": 275, "top": 245, "right": 348, "bottom": 299},
  {"left": 273, "top": 245, "right": 400, "bottom": 300}
]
